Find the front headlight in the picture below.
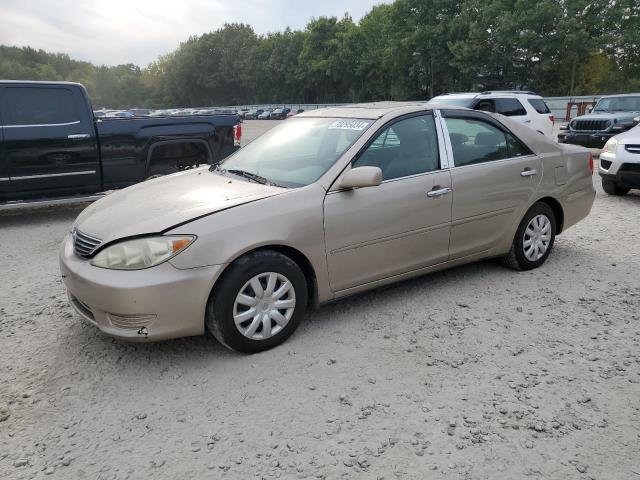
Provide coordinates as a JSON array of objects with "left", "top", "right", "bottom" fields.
[
  {"left": 602, "top": 137, "right": 618, "bottom": 155},
  {"left": 90, "top": 235, "right": 196, "bottom": 270}
]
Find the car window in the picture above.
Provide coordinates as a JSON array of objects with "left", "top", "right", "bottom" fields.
[
  {"left": 444, "top": 117, "right": 509, "bottom": 166},
  {"left": 495, "top": 98, "right": 527, "bottom": 116},
  {"left": 3, "top": 87, "right": 79, "bottom": 126},
  {"left": 474, "top": 99, "right": 495, "bottom": 113},
  {"left": 353, "top": 115, "right": 440, "bottom": 180},
  {"left": 506, "top": 133, "right": 533, "bottom": 157},
  {"left": 527, "top": 98, "right": 551, "bottom": 114}
]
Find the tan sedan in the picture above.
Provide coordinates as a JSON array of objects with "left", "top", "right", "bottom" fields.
[{"left": 60, "top": 103, "right": 595, "bottom": 352}]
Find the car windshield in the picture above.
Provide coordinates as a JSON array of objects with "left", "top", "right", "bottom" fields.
[
  {"left": 594, "top": 96, "right": 640, "bottom": 112},
  {"left": 218, "top": 117, "right": 373, "bottom": 188},
  {"left": 428, "top": 97, "right": 474, "bottom": 108}
]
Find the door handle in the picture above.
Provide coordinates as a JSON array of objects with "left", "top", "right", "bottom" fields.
[
  {"left": 427, "top": 187, "right": 452, "bottom": 198},
  {"left": 523, "top": 120, "right": 532, "bottom": 123},
  {"left": 520, "top": 168, "right": 537, "bottom": 177},
  {"left": 68, "top": 134, "right": 90, "bottom": 140}
]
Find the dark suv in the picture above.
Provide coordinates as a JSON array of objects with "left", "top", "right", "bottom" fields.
[{"left": 558, "top": 94, "right": 640, "bottom": 148}]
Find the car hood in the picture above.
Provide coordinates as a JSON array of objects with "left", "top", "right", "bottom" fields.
[
  {"left": 572, "top": 111, "right": 639, "bottom": 122},
  {"left": 609, "top": 124, "right": 640, "bottom": 144},
  {"left": 73, "top": 167, "right": 286, "bottom": 244}
]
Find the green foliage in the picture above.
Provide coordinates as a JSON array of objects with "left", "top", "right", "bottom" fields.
[{"left": 1, "top": 0, "right": 639, "bottom": 107}]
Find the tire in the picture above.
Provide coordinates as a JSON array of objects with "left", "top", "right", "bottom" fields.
[
  {"left": 601, "top": 178, "right": 630, "bottom": 196},
  {"left": 206, "top": 250, "right": 308, "bottom": 353},
  {"left": 502, "top": 202, "right": 556, "bottom": 271}
]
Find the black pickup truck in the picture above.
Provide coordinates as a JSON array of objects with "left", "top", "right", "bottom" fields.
[{"left": 0, "top": 81, "right": 241, "bottom": 204}]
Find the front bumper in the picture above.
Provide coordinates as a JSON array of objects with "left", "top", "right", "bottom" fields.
[
  {"left": 558, "top": 131, "right": 615, "bottom": 149},
  {"left": 598, "top": 149, "right": 640, "bottom": 189},
  {"left": 59, "top": 235, "right": 224, "bottom": 342}
]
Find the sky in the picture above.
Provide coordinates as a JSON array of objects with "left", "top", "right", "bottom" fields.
[{"left": 0, "top": 0, "right": 388, "bottom": 66}]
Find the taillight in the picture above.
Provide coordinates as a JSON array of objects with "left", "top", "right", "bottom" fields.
[
  {"left": 588, "top": 153, "right": 594, "bottom": 174},
  {"left": 549, "top": 115, "right": 555, "bottom": 125},
  {"left": 233, "top": 124, "right": 242, "bottom": 147}
]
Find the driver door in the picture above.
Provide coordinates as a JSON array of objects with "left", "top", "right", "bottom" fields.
[{"left": 323, "top": 113, "right": 452, "bottom": 293}]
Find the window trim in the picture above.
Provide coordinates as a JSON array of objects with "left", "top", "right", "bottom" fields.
[
  {"left": 349, "top": 111, "right": 444, "bottom": 184},
  {"left": 439, "top": 110, "right": 536, "bottom": 169}
]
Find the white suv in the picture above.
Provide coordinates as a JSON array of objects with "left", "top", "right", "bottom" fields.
[
  {"left": 428, "top": 91, "right": 555, "bottom": 139},
  {"left": 598, "top": 125, "right": 640, "bottom": 195}
]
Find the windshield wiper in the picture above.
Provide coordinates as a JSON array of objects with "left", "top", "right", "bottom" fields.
[{"left": 226, "top": 169, "right": 271, "bottom": 185}]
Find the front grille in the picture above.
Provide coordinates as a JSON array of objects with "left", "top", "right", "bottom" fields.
[
  {"left": 625, "top": 144, "right": 640, "bottom": 154},
  {"left": 600, "top": 159, "right": 612, "bottom": 170},
  {"left": 620, "top": 163, "right": 640, "bottom": 173},
  {"left": 73, "top": 229, "right": 102, "bottom": 258},
  {"left": 571, "top": 119, "right": 610, "bottom": 132}
]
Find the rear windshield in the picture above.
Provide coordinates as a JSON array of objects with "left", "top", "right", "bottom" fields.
[
  {"left": 527, "top": 98, "right": 551, "bottom": 114},
  {"left": 219, "top": 117, "right": 373, "bottom": 188}
]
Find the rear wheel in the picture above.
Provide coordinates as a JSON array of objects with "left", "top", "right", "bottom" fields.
[
  {"left": 502, "top": 203, "right": 556, "bottom": 271},
  {"left": 601, "top": 178, "right": 630, "bottom": 196},
  {"left": 206, "top": 250, "right": 308, "bottom": 353}
]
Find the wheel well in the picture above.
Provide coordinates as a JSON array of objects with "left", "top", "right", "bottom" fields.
[
  {"left": 227, "top": 245, "right": 319, "bottom": 309},
  {"left": 147, "top": 140, "right": 212, "bottom": 175},
  {"left": 537, "top": 197, "right": 564, "bottom": 234}
]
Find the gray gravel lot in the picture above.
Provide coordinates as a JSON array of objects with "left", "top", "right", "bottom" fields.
[{"left": 1, "top": 121, "right": 639, "bottom": 479}]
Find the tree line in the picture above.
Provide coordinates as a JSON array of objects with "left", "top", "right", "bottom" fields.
[{"left": 1, "top": 0, "right": 639, "bottom": 109}]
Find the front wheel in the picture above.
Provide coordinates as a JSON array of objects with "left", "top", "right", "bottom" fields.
[
  {"left": 502, "top": 203, "right": 556, "bottom": 271},
  {"left": 206, "top": 250, "right": 308, "bottom": 353},
  {"left": 602, "top": 178, "right": 630, "bottom": 196}
]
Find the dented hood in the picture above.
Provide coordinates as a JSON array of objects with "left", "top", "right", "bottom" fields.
[{"left": 73, "top": 167, "right": 286, "bottom": 244}]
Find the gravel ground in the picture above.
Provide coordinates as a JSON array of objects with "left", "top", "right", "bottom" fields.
[{"left": 1, "top": 122, "right": 640, "bottom": 479}]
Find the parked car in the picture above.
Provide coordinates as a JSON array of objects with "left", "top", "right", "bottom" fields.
[
  {"left": 105, "top": 110, "right": 134, "bottom": 118},
  {"left": 270, "top": 108, "right": 291, "bottom": 120},
  {"left": 60, "top": 103, "right": 595, "bottom": 353},
  {"left": 0, "top": 81, "right": 241, "bottom": 204},
  {"left": 428, "top": 91, "right": 555, "bottom": 139},
  {"left": 258, "top": 109, "right": 273, "bottom": 120},
  {"left": 598, "top": 124, "right": 640, "bottom": 195},
  {"left": 287, "top": 109, "right": 305, "bottom": 118},
  {"left": 244, "top": 109, "right": 263, "bottom": 120},
  {"left": 558, "top": 94, "right": 640, "bottom": 148}
]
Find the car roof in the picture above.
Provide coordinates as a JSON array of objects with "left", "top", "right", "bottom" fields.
[
  {"left": 298, "top": 101, "right": 444, "bottom": 119},
  {"left": 599, "top": 93, "right": 640, "bottom": 98},
  {"left": 433, "top": 91, "right": 541, "bottom": 100}
]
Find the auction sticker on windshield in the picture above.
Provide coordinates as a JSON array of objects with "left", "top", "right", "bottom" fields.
[{"left": 328, "top": 120, "right": 370, "bottom": 131}]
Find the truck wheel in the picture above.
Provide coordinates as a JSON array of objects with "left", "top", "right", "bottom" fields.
[
  {"left": 601, "top": 178, "right": 630, "bottom": 196},
  {"left": 206, "top": 250, "right": 308, "bottom": 353},
  {"left": 502, "top": 203, "right": 556, "bottom": 271}
]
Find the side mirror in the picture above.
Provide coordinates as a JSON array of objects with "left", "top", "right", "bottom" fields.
[
  {"left": 339, "top": 166, "right": 382, "bottom": 189},
  {"left": 633, "top": 116, "right": 640, "bottom": 125},
  {"left": 587, "top": 106, "right": 593, "bottom": 114}
]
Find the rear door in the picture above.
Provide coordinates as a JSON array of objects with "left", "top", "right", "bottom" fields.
[
  {"left": 441, "top": 110, "right": 542, "bottom": 259},
  {"left": 2, "top": 84, "right": 100, "bottom": 197}
]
